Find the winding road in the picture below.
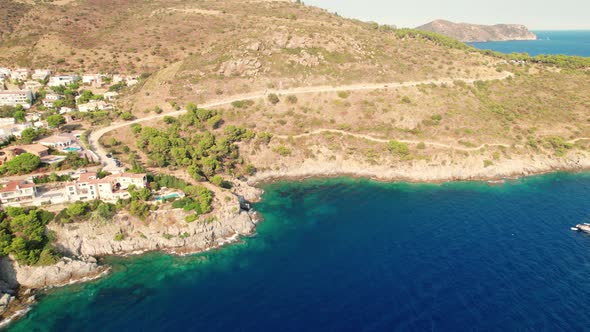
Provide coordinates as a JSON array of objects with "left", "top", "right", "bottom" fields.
[{"left": 89, "top": 72, "right": 514, "bottom": 170}]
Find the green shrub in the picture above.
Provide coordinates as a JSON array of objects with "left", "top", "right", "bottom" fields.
[
  {"left": 286, "top": 95, "right": 298, "bottom": 104},
  {"left": 120, "top": 111, "right": 135, "bottom": 121},
  {"left": 231, "top": 100, "right": 255, "bottom": 109},
  {"left": 337, "top": 91, "right": 350, "bottom": 99},
  {"left": 544, "top": 136, "right": 574, "bottom": 157},
  {"left": 267, "top": 93, "right": 280, "bottom": 105},
  {"left": 0, "top": 208, "right": 57, "bottom": 265},
  {"left": 37, "top": 246, "right": 61, "bottom": 266},
  {"left": 207, "top": 115, "right": 223, "bottom": 129},
  {"left": 273, "top": 145, "right": 292, "bottom": 156},
  {"left": 0, "top": 153, "right": 41, "bottom": 175},
  {"left": 257, "top": 132, "right": 273, "bottom": 145},
  {"left": 388, "top": 140, "right": 410, "bottom": 157},
  {"left": 185, "top": 214, "right": 199, "bottom": 223},
  {"left": 129, "top": 201, "right": 150, "bottom": 220}
]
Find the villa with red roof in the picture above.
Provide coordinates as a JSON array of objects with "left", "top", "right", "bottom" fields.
[
  {"left": 0, "top": 180, "right": 37, "bottom": 204},
  {"left": 65, "top": 172, "right": 147, "bottom": 202}
]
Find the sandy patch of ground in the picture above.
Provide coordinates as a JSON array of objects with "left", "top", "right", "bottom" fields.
[{"left": 151, "top": 7, "right": 222, "bottom": 17}]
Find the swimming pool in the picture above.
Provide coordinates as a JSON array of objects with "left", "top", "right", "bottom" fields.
[
  {"left": 63, "top": 147, "right": 81, "bottom": 152},
  {"left": 155, "top": 193, "right": 181, "bottom": 201}
]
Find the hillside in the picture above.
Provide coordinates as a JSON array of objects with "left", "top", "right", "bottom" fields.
[
  {"left": 0, "top": 0, "right": 587, "bottom": 181},
  {"left": 417, "top": 20, "right": 537, "bottom": 42},
  {"left": 0, "top": 0, "right": 502, "bottom": 106}
]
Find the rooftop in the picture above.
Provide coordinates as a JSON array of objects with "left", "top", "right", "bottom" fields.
[
  {"left": 119, "top": 173, "right": 147, "bottom": 179},
  {"left": 38, "top": 135, "right": 73, "bottom": 144},
  {"left": 10, "top": 144, "right": 49, "bottom": 155},
  {"left": 78, "top": 172, "right": 98, "bottom": 182},
  {"left": 0, "top": 180, "right": 35, "bottom": 193}
]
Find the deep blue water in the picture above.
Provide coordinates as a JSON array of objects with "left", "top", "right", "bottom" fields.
[
  {"left": 469, "top": 30, "right": 590, "bottom": 56},
  {"left": 8, "top": 174, "right": 590, "bottom": 331}
]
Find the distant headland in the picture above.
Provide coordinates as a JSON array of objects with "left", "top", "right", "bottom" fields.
[{"left": 417, "top": 19, "right": 537, "bottom": 42}]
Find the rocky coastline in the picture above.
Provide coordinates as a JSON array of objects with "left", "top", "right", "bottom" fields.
[
  {"left": 2, "top": 152, "right": 590, "bottom": 325},
  {"left": 0, "top": 192, "right": 261, "bottom": 324},
  {"left": 248, "top": 151, "right": 590, "bottom": 185}
]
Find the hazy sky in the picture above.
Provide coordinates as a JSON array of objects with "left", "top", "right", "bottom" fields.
[{"left": 303, "top": 0, "right": 590, "bottom": 30}]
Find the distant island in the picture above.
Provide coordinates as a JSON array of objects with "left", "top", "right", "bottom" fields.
[{"left": 417, "top": 19, "right": 537, "bottom": 42}]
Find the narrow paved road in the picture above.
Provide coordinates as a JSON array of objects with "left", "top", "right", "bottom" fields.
[{"left": 90, "top": 72, "right": 513, "bottom": 170}]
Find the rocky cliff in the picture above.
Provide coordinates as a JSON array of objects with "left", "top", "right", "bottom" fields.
[
  {"left": 417, "top": 20, "right": 537, "bottom": 42},
  {"left": 50, "top": 207, "right": 258, "bottom": 257},
  {"left": 0, "top": 187, "right": 260, "bottom": 322}
]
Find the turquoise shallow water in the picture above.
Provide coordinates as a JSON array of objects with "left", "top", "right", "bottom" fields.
[
  {"left": 7, "top": 173, "right": 590, "bottom": 331},
  {"left": 469, "top": 30, "right": 590, "bottom": 56}
]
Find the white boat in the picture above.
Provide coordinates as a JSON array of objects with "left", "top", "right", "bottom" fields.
[{"left": 571, "top": 227, "right": 580, "bottom": 231}]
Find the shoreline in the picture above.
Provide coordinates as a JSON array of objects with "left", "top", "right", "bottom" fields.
[
  {"left": 3, "top": 162, "right": 589, "bottom": 327},
  {"left": 248, "top": 161, "right": 590, "bottom": 187}
]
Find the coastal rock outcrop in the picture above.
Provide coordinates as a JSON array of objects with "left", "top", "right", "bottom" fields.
[
  {"left": 51, "top": 206, "right": 257, "bottom": 257},
  {"left": 0, "top": 186, "right": 261, "bottom": 323},
  {"left": 248, "top": 145, "right": 590, "bottom": 184},
  {"left": 11, "top": 257, "right": 105, "bottom": 289},
  {"left": 417, "top": 20, "right": 537, "bottom": 42},
  {"left": 0, "top": 258, "right": 17, "bottom": 317}
]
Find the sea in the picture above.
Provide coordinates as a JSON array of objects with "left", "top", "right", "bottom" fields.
[
  {"left": 469, "top": 30, "right": 590, "bottom": 56},
  {"left": 7, "top": 32, "right": 590, "bottom": 332},
  {"left": 8, "top": 174, "right": 590, "bottom": 331}
]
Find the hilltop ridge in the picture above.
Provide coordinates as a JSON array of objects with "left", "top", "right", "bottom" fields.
[{"left": 417, "top": 19, "right": 537, "bottom": 42}]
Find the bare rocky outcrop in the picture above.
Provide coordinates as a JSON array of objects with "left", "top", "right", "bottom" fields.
[
  {"left": 249, "top": 145, "right": 590, "bottom": 184},
  {"left": 0, "top": 258, "right": 17, "bottom": 317},
  {"left": 290, "top": 50, "right": 324, "bottom": 67},
  {"left": 50, "top": 205, "right": 258, "bottom": 257},
  {"left": 0, "top": 256, "right": 104, "bottom": 322},
  {"left": 417, "top": 20, "right": 537, "bottom": 42},
  {"left": 11, "top": 257, "right": 105, "bottom": 289},
  {"left": 218, "top": 57, "right": 262, "bottom": 77}
]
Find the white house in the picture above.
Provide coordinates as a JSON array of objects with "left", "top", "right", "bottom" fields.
[
  {"left": 25, "top": 113, "right": 41, "bottom": 122},
  {"left": 43, "top": 93, "right": 62, "bottom": 108},
  {"left": 82, "top": 74, "right": 104, "bottom": 87},
  {"left": 0, "top": 90, "right": 33, "bottom": 109},
  {"left": 4, "top": 123, "right": 33, "bottom": 137},
  {"left": 104, "top": 91, "right": 119, "bottom": 101},
  {"left": 0, "top": 121, "right": 33, "bottom": 143},
  {"left": 112, "top": 75, "right": 124, "bottom": 84},
  {"left": 48, "top": 75, "right": 80, "bottom": 87},
  {"left": 78, "top": 100, "right": 113, "bottom": 113},
  {"left": 32, "top": 69, "right": 51, "bottom": 81},
  {"left": 65, "top": 172, "right": 147, "bottom": 202},
  {"left": 126, "top": 76, "right": 139, "bottom": 86},
  {"left": 24, "top": 80, "right": 44, "bottom": 91},
  {"left": 10, "top": 68, "right": 30, "bottom": 81},
  {"left": 37, "top": 135, "right": 73, "bottom": 148},
  {"left": 0, "top": 180, "right": 37, "bottom": 205},
  {"left": 60, "top": 106, "right": 75, "bottom": 114}
]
